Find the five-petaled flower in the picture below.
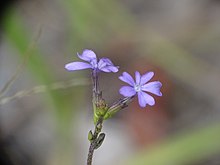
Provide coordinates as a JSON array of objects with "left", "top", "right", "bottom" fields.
[
  {"left": 119, "top": 71, "right": 162, "bottom": 108},
  {"left": 65, "top": 49, "right": 119, "bottom": 73}
]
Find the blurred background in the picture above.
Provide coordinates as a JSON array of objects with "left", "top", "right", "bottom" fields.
[{"left": 0, "top": 0, "right": 220, "bottom": 165}]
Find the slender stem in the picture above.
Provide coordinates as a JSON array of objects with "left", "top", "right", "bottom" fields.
[
  {"left": 87, "top": 144, "right": 94, "bottom": 165},
  {"left": 87, "top": 118, "right": 103, "bottom": 165},
  {"left": 88, "top": 71, "right": 106, "bottom": 164},
  {"left": 92, "top": 71, "right": 99, "bottom": 96},
  {"left": 92, "top": 71, "right": 101, "bottom": 112}
]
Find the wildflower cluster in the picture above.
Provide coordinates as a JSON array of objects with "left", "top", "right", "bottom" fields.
[
  {"left": 65, "top": 49, "right": 162, "bottom": 165},
  {"left": 65, "top": 49, "right": 162, "bottom": 109}
]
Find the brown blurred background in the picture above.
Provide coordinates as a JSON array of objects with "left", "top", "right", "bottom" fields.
[{"left": 0, "top": 0, "right": 220, "bottom": 165}]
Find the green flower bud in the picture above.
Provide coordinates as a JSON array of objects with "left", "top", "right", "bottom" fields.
[
  {"left": 88, "top": 130, "right": 93, "bottom": 142},
  {"left": 94, "top": 133, "right": 105, "bottom": 150}
]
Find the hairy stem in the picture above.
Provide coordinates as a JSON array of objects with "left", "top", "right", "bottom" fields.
[{"left": 87, "top": 118, "right": 103, "bottom": 165}]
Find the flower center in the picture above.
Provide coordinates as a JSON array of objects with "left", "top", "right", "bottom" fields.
[
  {"left": 91, "top": 59, "right": 98, "bottom": 68},
  {"left": 94, "top": 63, "right": 98, "bottom": 68},
  {"left": 134, "top": 84, "right": 141, "bottom": 92}
]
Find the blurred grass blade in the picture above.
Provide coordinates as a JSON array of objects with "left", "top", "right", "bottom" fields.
[
  {"left": 124, "top": 123, "right": 220, "bottom": 165},
  {"left": 2, "top": 8, "right": 81, "bottom": 128},
  {"left": 3, "top": 9, "right": 53, "bottom": 83},
  {"left": 0, "top": 26, "right": 42, "bottom": 98},
  {"left": 0, "top": 78, "right": 90, "bottom": 105}
]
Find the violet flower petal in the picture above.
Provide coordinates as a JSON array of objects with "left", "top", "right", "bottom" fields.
[
  {"left": 138, "top": 91, "right": 155, "bottom": 107},
  {"left": 98, "top": 58, "right": 108, "bottom": 69},
  {"left": 98, "top": 58, "right": 119, "bottom": 73},
  {"left": 100, "top": 66, "right": 119, "bottom": 73},
  {"left": 100, "top": 58, "right": 114, "bottom": 65},
  {"left": 135, "top": 71, "right": 141, "bottom": 85},
  {"left": 77, "top": 49, "right": 97, "bottom": 62},
  {"left": 142, "top": 81, "right": 162, "bottom": 96},
  {"left": 140, "top": 72, "right": 154, "bottom": 85},
  {"left": 119, "top": 72, "right": 135, "bottom": 86},
  {"left": 65, "top": 62, "right": 92, "bottom": 71},
  {"left": 119, "top": 86, "right": 136, "bottom": 97}
]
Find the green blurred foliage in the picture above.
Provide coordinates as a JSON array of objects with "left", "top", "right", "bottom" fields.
[{"left": 124, "top": 122, "right": 220, "bottom": 165}]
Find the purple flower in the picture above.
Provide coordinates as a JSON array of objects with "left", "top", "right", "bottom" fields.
[
  {"left": 119, "top": 71, "right": 162, "bottom": 108},
  {"left": 65, "top": 49, "right": 119, "bottom": 73}
]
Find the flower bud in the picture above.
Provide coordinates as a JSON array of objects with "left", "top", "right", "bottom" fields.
[
  {"left": 94, "top": 133, "right": 105, "bottom": 150},
  {"left": 88, "top": 130, "right": 94, "bottom": 142}
]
